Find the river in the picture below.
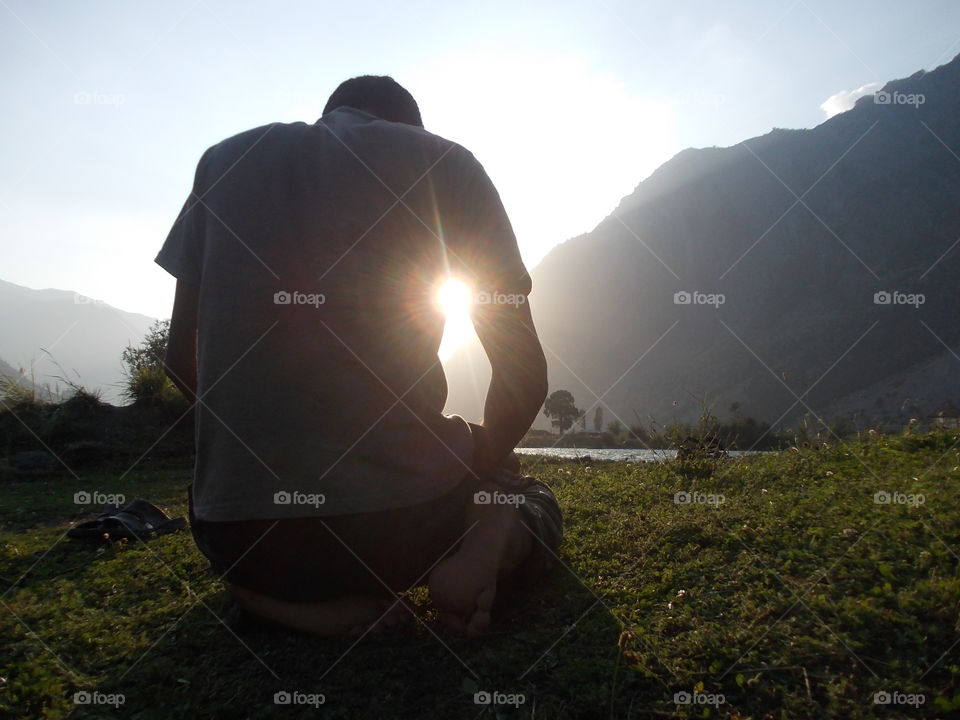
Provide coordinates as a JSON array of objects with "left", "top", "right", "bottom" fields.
[{"left": 515, "top": 448, "right": 771, "bottom": 462}]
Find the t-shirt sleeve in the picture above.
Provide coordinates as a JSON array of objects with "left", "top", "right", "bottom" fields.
[
  {"left": 447, "top": 150, "right": 531, "bottom": 296},
  {"left": 155, "top": 148, "right": 212, "bottom": 286}
]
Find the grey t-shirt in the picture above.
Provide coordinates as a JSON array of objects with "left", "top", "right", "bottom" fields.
[{"left": 156, "top": 107, "right": 529, "bottom": 521}]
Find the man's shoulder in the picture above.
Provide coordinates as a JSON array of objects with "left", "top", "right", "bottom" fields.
[
  {"left": 200, "top": 121, "right": 310, "bottom": 167},
  {"left": 197, "top": 115, "right": 481, "bottom": 179}
]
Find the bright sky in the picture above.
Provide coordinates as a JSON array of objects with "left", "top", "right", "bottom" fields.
[{"left": 2, "top": 0, "right": 959, "bottom": 331}]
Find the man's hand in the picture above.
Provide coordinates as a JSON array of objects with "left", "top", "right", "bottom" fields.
[{"left": 470, "top": 424, "right": 522, "bottom": 474}]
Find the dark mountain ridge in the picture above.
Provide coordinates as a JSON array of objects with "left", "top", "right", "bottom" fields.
[{"left": 443, "top": 54, "right": 960, "bottom": 432}]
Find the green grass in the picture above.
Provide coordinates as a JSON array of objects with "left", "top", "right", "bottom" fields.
[{"left": 2, "top": 431, "right": 959, "bottom": 718}]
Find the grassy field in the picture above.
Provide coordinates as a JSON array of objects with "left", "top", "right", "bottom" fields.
[{"left": 2, "top": 430, "right": 959, "bottom": 718}]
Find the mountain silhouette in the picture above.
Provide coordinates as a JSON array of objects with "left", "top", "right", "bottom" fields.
[
  {"left": 0, "top": 279, "right": 156, "bottom": 404},
  {"left": 443, "top": 55, "right": 960, "bottom": 433}
]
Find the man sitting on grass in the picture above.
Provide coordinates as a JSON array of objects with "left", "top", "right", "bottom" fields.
[{"left": 157, "top": 75, "right": 562, "bottom": 637}]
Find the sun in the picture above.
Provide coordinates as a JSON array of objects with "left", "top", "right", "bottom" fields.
[{"left": 435, "top": 277, "right": 475, "bottom": 361}]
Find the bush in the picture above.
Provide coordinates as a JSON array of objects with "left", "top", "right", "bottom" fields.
[{"left": 123, "top": 365, "right": 184, "bottom": 408}]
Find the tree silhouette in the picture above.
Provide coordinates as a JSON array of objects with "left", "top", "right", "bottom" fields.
[
  {"left": 543, "top": 390, "right": 582, "bottom": 434},
  {"left": 593, "top": 406, "right": 604, "bottom": 432}
]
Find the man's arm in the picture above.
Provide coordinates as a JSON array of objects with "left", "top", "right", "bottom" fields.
[
  {"left": 164, "top": 279, "right": 199, "bottom": 404},
  {"left": 471, "top": 294, "right": 548, "bottom": 472}
]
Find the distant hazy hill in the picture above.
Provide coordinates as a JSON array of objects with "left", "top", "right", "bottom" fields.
[
  {"left": 0, "top": 354, "right": 61, "bottom": 402},
  {"left": 443, "top": 55, "right": 960, "bottom": 431},
  {"left": 0, "top": 280, "right": 156, "bottom": 404}
]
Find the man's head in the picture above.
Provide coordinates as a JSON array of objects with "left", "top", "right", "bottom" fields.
[{"left": 323, "top": 75, "right": 423, "bottom": 127}]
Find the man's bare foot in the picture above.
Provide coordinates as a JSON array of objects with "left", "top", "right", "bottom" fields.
[
  {"left": 428, "top": 540, "right": 500, "bottom": 638},
  {"left": 428, "top": 485, "right": 532, "bottom": 638},
  {"left": 229, "top": 584, "right": 412, "bottom": 637}
]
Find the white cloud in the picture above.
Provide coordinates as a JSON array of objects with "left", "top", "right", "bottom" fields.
[{"left": 820, "top": 82, "right": 883, "bottom": 119}]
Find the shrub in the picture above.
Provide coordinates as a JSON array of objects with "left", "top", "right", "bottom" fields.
[{"left": 123, "top": 365, "right": 184, "bottom": 408}]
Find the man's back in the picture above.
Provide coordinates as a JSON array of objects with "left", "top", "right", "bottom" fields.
[{"left": 158, "top": 107, "right": 528, "bottom": 521}]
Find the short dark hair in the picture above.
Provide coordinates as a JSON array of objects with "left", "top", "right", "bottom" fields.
[{"left": 323, "top": 75, "right": 423, "bottom": 127}]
